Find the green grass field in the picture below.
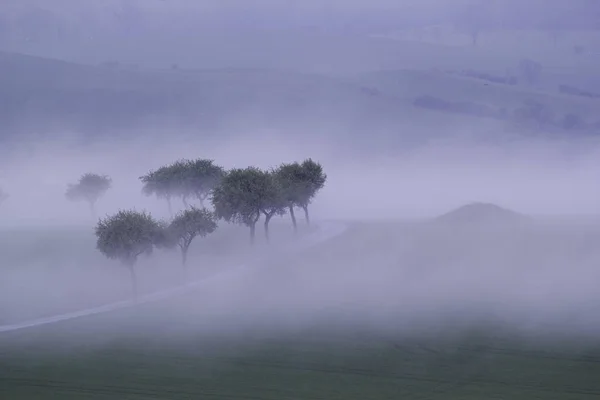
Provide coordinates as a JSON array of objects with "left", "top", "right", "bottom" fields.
[
  {"left": 2, "top": 218, "right": 600, "bottom": 399},
  {"left": 2, "top": 320, "right": 600, "bottom": 399}
]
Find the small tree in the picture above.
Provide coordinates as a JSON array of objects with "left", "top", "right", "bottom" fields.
[
  {"left": 140, "top": 161, "right": 187, "bottom": 216},
  {"left": 275, "top": 159, "right": 327, "bottom": 229},
  {"left": 212, "top": 167, "right": 276, "bottom": 245},
  {"left": 65, "top": 173, "right": 112, "bottom": 218},
  {"left": 168, "top": 207, "right": 217, "bottom": 274},
  {"left": 180, "top": 159, "right": 225, "bottom": 208},
  {"left": 95, "top": 210, "right": 163, "bottom": 299}
]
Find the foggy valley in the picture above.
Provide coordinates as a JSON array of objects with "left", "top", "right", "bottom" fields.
[{"left": 1, "top": 1, "right": 600, "bottom": 399}]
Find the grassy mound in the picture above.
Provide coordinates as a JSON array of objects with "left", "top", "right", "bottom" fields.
[{"left": 434, "top": 202, "right": 528, "bottom": 226}]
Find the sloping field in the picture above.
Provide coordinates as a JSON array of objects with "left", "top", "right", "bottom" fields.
[
  {"left": 354, "top": 68, "right": 600, "bottom": 120},
  {"left": 0, "top": 51, "right": 477, "bottom": 143},
  {"left": 2, "top": 215, "right": 600, "bottom": 398}
]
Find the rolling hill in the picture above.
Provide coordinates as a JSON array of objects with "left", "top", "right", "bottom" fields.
[
  {"left": 1, "top": 40, "right": 597, "bottom": 147},
  {"left": 0, "top": 50, "right": 505, "bottom": 148}
]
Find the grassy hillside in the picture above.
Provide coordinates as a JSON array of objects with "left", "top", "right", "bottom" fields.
[
  {"left": 355, "top": 69, "right": 599, "bottom": 117},
  {"left": 2, "top": 28, "right": 598, "bottom": 142},
  {"left": 0, "top": 51, "right": 483, "bottom": 146},
  {"left": 352, "top": 67, "right": 600, "bottom": 135},
  {"left": 0, "top": 220, "right": 310, "bottom": 326},
  {"left": 9, "top": 29, "right": 600, "bottom": 79}
]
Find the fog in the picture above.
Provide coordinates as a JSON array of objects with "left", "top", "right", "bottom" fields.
[
  {"left": 2, "top": 0, "right": 600, "bottom": 351},
  {"left": 2, "top": 132, "right": 600, "bottom": 346},
  {"left": 2, "top": 131, "right": 600, "bottom": 225}
]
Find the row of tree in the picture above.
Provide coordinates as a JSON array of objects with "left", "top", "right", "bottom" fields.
[
  {"left": 62, "top": 158, "right": 326, "bottom": 298},
  {"left": 64, "top": 158, "right": 326, "bottom": 243},
  {"left": 95, "top": 207, "right": 217, "bottom": 297},
  {"left": 139, "top": 158, "right": 224, "bottom": 214}
]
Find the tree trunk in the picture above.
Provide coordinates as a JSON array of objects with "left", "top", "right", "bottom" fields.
[
  {"left": 264, "top": 214, "right": 274, "bottom": 243},
  {"left": 181, "top": 246, "right": 189, "bottom": 281},
  {"left": 302, "top": 204, "right": 310, "bottom": 226},
  {"left": 127, "top": 263, "right": 138, "bottom": 300},
  {"left": 249, "top": 223, "right": 256, "bottom": 246},
  {"left": 166, "top": 197, "right": 173, "bottom": 217},
  {"left": 89, "top": 201, "right": 96, "bottom": 220},
  {"left": 289, "top": 205, "right": 298, "bottom": 234}
]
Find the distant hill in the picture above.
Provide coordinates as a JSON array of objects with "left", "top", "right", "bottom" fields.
[
  {"left": 354, "top": 69, "right": 600, "bottom": 135},
  {"left": 435, "top": 202, "right": 529, "bottom": 226}
]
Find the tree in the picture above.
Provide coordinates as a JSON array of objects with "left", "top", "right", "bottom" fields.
[
  {"left": 211, "top": 167, "right": 282, "bottom": 245},
  {"left": 275, "top": 159, "right": 327, "bottom": 230},
  {"left": 295, "top": 159, "right": 327, "bottom": 226},
  {"left": 95, "top": 210, "right": 165, "bottom": 299},
  {"left": 140, "top": 161, "right": 188, "bottom": 216},
  {"left": 167, "top": 207, "right": 217, "bottom": 275},
  {"left": 180, "top": 159, "right": 225, "bottom": 208},
  {"left": 65, "top": 173, "right": 111, "bottom": 219}
]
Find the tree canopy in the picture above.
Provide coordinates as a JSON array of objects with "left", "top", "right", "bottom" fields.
[
  {"left": 140, "top": 159, "right": 224, "bottom": 215},
  {"left": 140, "top": 161, "right": 187, "bottom": 216},
  {"left": 178, "top": 159, "right": 224, "bottom": 208},
  {"left": 95, "top": 210, "right": 164, "bottom": 265},
  {"left": 168, "top": 207, "right": 218, "bottom": 268},
  {"left": 211, "top": 167, "right": 283, "bottom": 244},
  {"left": 276, "top": 158, "right": 326, "bottom": 227},
  {"left": 65, "top": 173, "right": 111, "bottom": 218}
]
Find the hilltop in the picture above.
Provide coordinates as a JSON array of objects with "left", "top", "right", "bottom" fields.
[{"left": 434, "top": 202, "right": 528, "bottom": 226}]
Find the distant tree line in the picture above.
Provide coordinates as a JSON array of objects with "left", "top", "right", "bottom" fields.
[{"left": 68, "top": 158, "right": 326, "bottom": 298}]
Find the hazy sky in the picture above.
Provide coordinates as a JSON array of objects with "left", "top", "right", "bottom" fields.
[{"left": 0, "top": 0, "right": 596, "bottom": 47}]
